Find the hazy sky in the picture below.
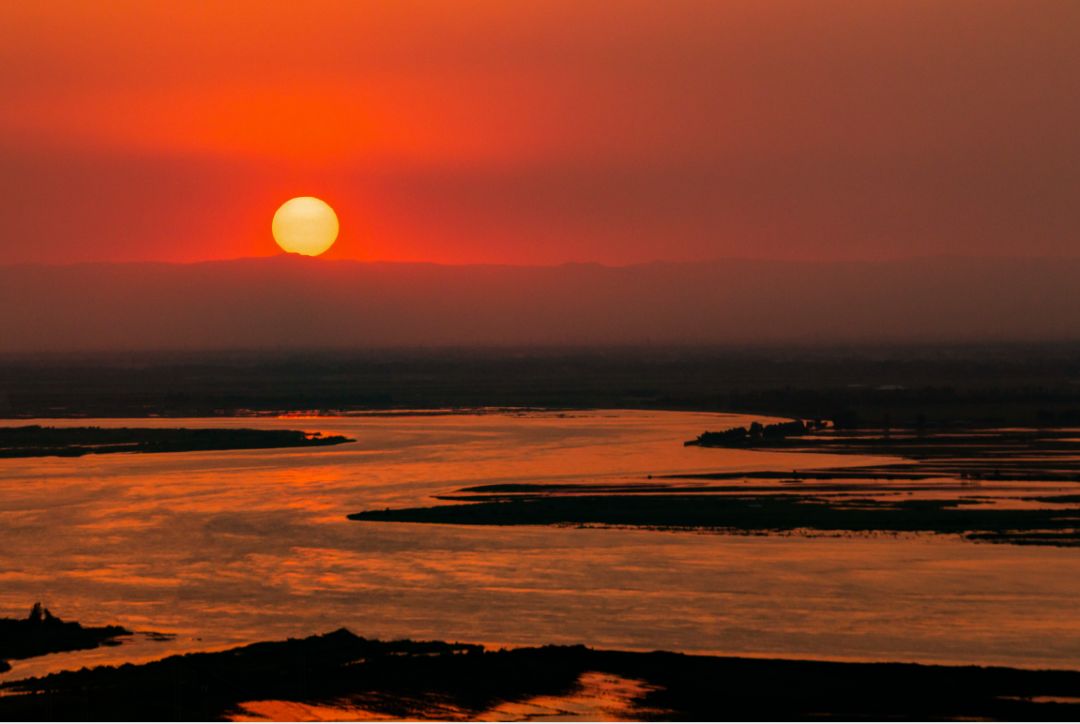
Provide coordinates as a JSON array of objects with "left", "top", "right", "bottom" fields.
[{"left": 2, "top": 1, "right": 1078, "bottom": 265}]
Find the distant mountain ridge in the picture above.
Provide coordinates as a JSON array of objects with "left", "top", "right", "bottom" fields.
[{"left": 1, "top": 256, "right": 1078, "bottom": 351}]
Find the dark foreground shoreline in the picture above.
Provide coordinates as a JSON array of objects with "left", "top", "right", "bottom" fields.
[
  {"left": 0, "top": 425, "right": 353, "bottom": 458},
  {"left": 3, "top": 629, "right": 1080, "bottom": 721}
]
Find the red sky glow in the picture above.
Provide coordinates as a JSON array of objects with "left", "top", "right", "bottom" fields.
[{"left": 2, "top": 0, "right": 1078, "bottom": 265}]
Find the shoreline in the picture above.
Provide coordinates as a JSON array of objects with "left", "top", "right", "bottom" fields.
[{"left": 5, "top": 629, "right": 1080, "bottom": 721}]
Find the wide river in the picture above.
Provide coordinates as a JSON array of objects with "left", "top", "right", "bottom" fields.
[{"left": 1, "top": 410, "right": 1079, "bottom": 680}]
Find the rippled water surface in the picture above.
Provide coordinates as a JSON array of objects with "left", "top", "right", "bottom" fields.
[{"left": 1, "top": 410, "right": 1079, "bottom": 680}]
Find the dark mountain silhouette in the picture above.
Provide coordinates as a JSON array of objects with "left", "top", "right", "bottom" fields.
[{"left": 1, "top": 256, "right": 1079, "bottom": 352}]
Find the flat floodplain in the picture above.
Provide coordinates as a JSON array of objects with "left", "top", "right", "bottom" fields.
[{"left": 1, "top": 410, "right": 1079, "bottom": 683}]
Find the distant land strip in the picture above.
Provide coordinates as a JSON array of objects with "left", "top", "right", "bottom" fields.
[{"left": 0, "top": 425, "right": 353, "bottom": 458}]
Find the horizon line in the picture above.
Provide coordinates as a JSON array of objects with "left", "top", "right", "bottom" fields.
[{"left": 5, "top": 252, "right": 1080, "bottom": 271}]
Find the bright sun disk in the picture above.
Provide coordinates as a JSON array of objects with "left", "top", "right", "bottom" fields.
[{"left": 272, "top": 196, "right": 339, "bottom": 256}]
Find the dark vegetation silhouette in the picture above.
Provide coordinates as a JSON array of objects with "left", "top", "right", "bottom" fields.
[
  {"left": 686, "top": 419, "right": 824, "bottom": 447},
  {"left": 682, "top": 426, "right": 1080, "bottom": 474},
  {"left": 3, "top": 629, "right": 1080, "bottom": 721},
  {"left": 0, "top": 426, "right": 353, "bottom": 458},
  {"left": 2, "top": 344, "right": 1080, "bottom": 428},
  {"left": 0, "top": 604, "right": 129, "bottom": 673},
  {"left": 686, "top": 424, "right": 1080, "bottom": 458}
]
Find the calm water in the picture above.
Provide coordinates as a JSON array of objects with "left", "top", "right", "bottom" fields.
[{"left": 1, "top": 410, "right": 1079, "bottom": 681}]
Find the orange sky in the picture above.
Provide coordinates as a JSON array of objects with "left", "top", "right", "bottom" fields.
[{"left": 1, "top": 0, "right": 1078, "bottom": 264}]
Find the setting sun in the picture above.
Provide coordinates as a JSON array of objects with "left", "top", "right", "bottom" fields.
[{"left": 272, "top": 196, "right": 339, "bottom": 256}]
